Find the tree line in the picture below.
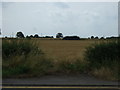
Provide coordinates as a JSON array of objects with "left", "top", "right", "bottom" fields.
[
  {"left": 16, "top": 32, "right": 63, "bottom": 39},
  {"left": 4, "top": 31, "right": 119, "bottom": 40}
]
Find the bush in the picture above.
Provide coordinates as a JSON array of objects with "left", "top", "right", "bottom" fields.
[
  {"left": 2, "top": 39, "right": 87, "bottom": 77},
  {"left": 85, "top": 40, "right": 120, "bottom": 80},
  {"left": 2, "top": 39, "right": 53, "bottom": 78},
  {"left": 85, "top": 40, "right": 119, "bottom": 68},
  {"left": 2, "top": 39, "right": 43, "bottom": 59}
]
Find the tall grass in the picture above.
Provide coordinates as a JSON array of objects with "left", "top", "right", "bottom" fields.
[
  {"left": 84, "top": 40, "right": 119, "bottom": 80},
  {"left": 2, "top": 39, "right": 86, "bottom": 78},
  {"left": 55, "top": 59, "right": 88, "bottom": 74},
  {"left": 3, "top": 39, "right": 43, "bottom": 59},
  {"left": 2, "top": 39, "right": 53, "bottom": 78},
  {"left": 3, "top": 38, "right": 119, "bottom": 80}
]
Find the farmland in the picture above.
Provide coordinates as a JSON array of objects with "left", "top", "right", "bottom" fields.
[
  {"left": 2, "top": 38, "right": 119, "bottom": 80},
  {"left": 37, "top": 39, "right": 96, "bottom": 61}
]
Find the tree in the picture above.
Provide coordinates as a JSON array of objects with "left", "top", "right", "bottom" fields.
[
  {"left": 34, "top": 34, "right": 39, "bottom": 38},
  {"left": 63, "top": 36, "right": 80, "bottom": 40},
  {"left": 26, "top": 35, "right": 30, "bottom": 39},
  {"left": 45, "top": 36, "right": 54, "bottom": 38},
  {"left": 16, "top": 31, "right": 24, "bottom": 38},
  {"left": 56, "top": 33, "right": 63, "bottom": 38},
  {"left": 30, "top": 35, "right": 33, "bottom": 38},
  {"left": 95, "top": 36, "right": 99, "bottom": 39},
  {"left": 100, "top": 37, "right": 104, "bottom": 39},
  {"left": 0, "top": 28, "right": 1, "bottom": 35},
  {"left": 91, "top": 36, "right": 94, "bottom": 39}
]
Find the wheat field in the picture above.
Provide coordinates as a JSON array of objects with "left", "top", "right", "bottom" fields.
[{"left": 35, "top": 39, "right": 97, "bottom": 61}]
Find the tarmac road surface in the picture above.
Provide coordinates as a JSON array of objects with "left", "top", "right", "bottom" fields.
[
  {"left": 1, "top": 86, "right": 120, "bottom": 90},
  {"left": 2, "top": 74, "right": 120, "bottom": 90}
]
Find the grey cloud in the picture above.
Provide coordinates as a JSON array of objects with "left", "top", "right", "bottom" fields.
[
  {"left": 2, "top": 2, "right": 118, "bottom": 38},
  {"left": 0, "top": 2, "right": 2, "bottom": 28},
  {"left": 119, "top": 1, "right": 120, "bottom": 36},
  {"left": 2, "top": 2, "right": 14, "bottom": 8},
  {"left": 53, "top": 2, "right": 70, "bottom": 9}
]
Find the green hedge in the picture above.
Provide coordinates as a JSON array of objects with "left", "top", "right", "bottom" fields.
[
  {"left": 2, "top": 39, "right": 43, "bottom": 59},
  {"left": 85, "top": 40, "right": 119, "bottom": 80},
  {"left": 85, "top": 40, "right": 119, "bottom": 68}
]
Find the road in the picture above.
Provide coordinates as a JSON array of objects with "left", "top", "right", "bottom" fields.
[
  {"left": 2, "top": 74, "right": 120, "bottom": 90},
  {"left": 2, "top": 86, "right": 120, "bottom": 90}
]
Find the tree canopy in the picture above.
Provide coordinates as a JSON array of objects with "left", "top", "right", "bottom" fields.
[
  {"left": 56, "top": 33, "right": 63, "bottom": 38},
  {"left": 16, "top": 32, "right": 24, "bottom": 38}
]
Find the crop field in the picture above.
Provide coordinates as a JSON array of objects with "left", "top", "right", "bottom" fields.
[
  {"left": 2, "top": 38, "right": 119, "bottom": 80},
  {"left": 36, "top": 39, "right": 96, "bottom": 61}
]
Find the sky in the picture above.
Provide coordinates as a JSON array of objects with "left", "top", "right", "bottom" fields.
[
  {"left": 1, "top": 2, "right": 119, "bottom": 38},
  {"left": 0, "top": 2, "right": 2, "bottom": 33}
]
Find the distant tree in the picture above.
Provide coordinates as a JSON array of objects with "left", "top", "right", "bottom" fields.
[
  {"left": 30, "top": 35, "right": 33, "bottom": 38},
  {"left": 16, "top": 31, "right": 24, "bottom": 38},
  {"left": 26, "top": 35, "right": 31, "bottom": 39},
  {"left": 95, "top": 36, "right": 99, "bottom": 39},
  {"left": 34, "top": 34, "right": 39, "bottom": 38},
  {"left": 0, "top": 28, "right": 1, "bottom": 35},
  {"left": 100, "top": 37, "right": 105, "bottom": 39},
  {"left": 91, "top": 36, "right": 94, "bottom": 39},
  {"left": 45, "top": 36, "right": 54, "bottom": 38},
  {"left": 63, "top": 36, "right": 80, "bottom": 40},
  {"left": 51, "top": 36, "right": 54, "bottom": 38},
  {"left": 26, "top": 35, "right": 29, "bottom": 38},
  {"left": 88, "top": 37, "right": 90, "bottom": 39},
  {"left": 56, "top": 33, "right": 63, "bottom": 38}
]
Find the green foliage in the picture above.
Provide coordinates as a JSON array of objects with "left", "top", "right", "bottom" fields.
[
  {"left": 2, "top": 39, "right": 43, "bottom": 59},
  {"left": 85, "top": 40, "right": 119, "bottom": 68},
  {"left": 16, "top": 32, "right": 24, "bottom": 38},
  {"left": 56, "top": 59, "right": 87, "bottom": 74},
  {"left": 3, "top": 38, "right": 119, "bottom": 80},
  {"left": 56, "top": 33, "right": 63, "bottom": 38},
  {"left": 85, "top": 40, "right": 120, "bottom": 80},
  {"left": 3, "top": 65, "right": 30, "bottom": 77},
  {"left": 3, "top": 55, "right": 53, "bottom": 78},
  {"left": 2, "top": 39, "right": 51, "bottom": 78}
]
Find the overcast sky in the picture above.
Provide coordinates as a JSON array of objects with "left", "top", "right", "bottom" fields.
[{"left": 1, "top": 2, "right": 118, "bottom": 38}]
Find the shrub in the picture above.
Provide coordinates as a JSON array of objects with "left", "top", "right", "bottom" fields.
[
  {"left": 84, "top": 40, "right": 120, "bottom": 80},
  {"left": 2, "top": 39, "right": 43, "bottom": 59},
  {"left": 2, "top": 39, "right": 53, "bottom": 78},
  {"left": 85, "top": 40, "right": 119, "bottom": 68}
]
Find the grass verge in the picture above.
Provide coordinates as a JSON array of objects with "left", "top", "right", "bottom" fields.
[
  {"left": 2, "top": 39, "right": 87, "bottom": 78},
  {"left": 2, "top": 39, "right": 53, "bottom": 78}
]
